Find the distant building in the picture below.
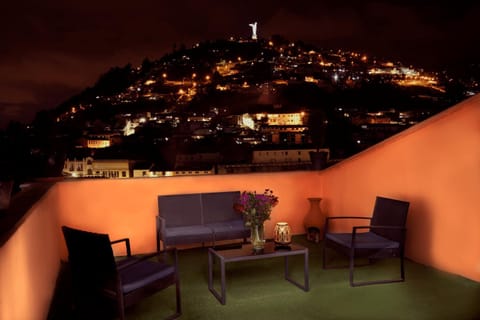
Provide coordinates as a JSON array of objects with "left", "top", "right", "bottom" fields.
[
  {"left": 132, "top": 167, "right": 214, "bottom": 178},
  {"left": 77, "top": 133, "right": 122, "bottom": 149},
  {"left": 239, "top": 111, "right": 306, "bottom": 129},
  {"left": 235, "top": 111, "right": 309, "bottom": 145},
  {"left": 63, "top": 157, "right": 131, "bottom": 178},
  {"left": 261, "top": 125, "right": 308, "bottom": 144},
  {"left": 132, "top": 162, "right": 159, "bottom": 178},
  {"left": 254, "top": 112, "right": 306, "bottom": 126},
  {"left": 165, "top": 167, "right": 214, "bottom": 176},
  {"left": 175, "top": 152, "right": 221, "bottom": 168},
  {"left": 63, "top": 156, "right": 215, "bottom": 179},
  {"left": 252, "top": 147, "right": 329, "bottom": 164}
]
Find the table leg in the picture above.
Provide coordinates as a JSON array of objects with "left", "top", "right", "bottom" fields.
[
  {"left": 208, "top": 249, "right": 213, "bottom": 290},
  {"left": 284, "top": 250, "right": 309, "bottom": 291},
  {"left": 208, "top": 249, "right": 227, "bottom": 305},
  {"left": 304, "top": 249, "right": 310, "bottom": 291},
  {"left": 220, "top": 259, "right": 226, "bottom": 304},
  {"left": 284, "top": 256, "right": 289, "bottom": 279}
]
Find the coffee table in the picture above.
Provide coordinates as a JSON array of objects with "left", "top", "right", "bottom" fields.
[{"left": 208, "top": 241, "right": 309, "bottom": 304}]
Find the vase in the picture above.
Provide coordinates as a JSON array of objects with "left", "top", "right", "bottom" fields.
[
  {"left": 250, "top": 223, "right": 265, "bottom": 253},
  {"left": 274, "top": 222, "right": 291, "bottom": 246},
  {"left": 303, "top": 197, "right": 325, "bottom": 242}
]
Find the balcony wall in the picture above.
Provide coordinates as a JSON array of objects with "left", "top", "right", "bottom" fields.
[
  {"left": 1, "top": 94, "right": 480, "bottom": 320},
  {"left": 0, "top": 186, "right": 61, "bottom": 320},
  {"left": 53, "top": 171, "right": 322, "bottom": 258},
  {"left": 319, "top": 93, "right": 480, "bottom": 282},
  {"left": 1, "top": 171, "right": 322, "bottom": 320}
]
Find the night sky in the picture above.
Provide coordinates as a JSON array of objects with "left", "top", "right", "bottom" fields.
[{"left": 1, "top": 1, "right": 479, "bottom": 129}]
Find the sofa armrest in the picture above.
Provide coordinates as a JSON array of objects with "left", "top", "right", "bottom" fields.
[{"left": 156, "top": 216, "right": 168, "bottom": 252}]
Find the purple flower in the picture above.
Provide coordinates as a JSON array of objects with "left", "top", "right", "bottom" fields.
[{"left": 235, "top": 189, "right": 279, "bottom": 226}]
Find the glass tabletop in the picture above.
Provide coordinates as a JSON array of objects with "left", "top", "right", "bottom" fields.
[{"left": 210, "top": 241, "right": 307, "bottom": 260}]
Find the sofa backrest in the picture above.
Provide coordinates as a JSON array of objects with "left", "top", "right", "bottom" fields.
[
  {"left": 201, "top": 191, "right": 241, "bottom": 223},
  {"left": 158, "top": 191, "right": 242, "bottom": 227},
  {"left": 158, "top": 193, "right": 203, "bottom": 227}
]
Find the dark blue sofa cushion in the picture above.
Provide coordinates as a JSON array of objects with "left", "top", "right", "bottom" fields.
[
  {"left": 158, "top": 194, "right": 203, "bottom": 227},
  {"left": 202, "top": 191, "right": 241, "bottom": 223},
  {"left": 206, "top": 220, "right": 249, "bottom": 242},
  {"left": 164, "top": 225, "right": 213, "bottom": 246}
]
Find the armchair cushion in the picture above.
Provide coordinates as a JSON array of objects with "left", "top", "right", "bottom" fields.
[
  {"left": 120, "top": 261, "right": 176, "bottom": 294},
  {"left": 325, "top": 232, "right": 400, "bottom": 249}
]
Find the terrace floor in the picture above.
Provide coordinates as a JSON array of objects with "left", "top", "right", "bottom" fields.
[{"left": 48, "top": 236, "right": 480, "bottom": 320}]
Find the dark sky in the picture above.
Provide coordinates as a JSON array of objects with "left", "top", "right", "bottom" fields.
[{"left": 1, "top": 1, "right": 479, "bottom": 129}]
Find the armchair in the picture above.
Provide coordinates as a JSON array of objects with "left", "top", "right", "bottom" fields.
[
  {"left": 322, "top": 196, "right": 410, "bottom": 286},
  {"left": 62, "top": 226, "right": 181, "bottom": 319}
]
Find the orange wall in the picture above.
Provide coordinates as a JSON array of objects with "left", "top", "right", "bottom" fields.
[
  {"left": 319, "top": 94, "right": 480, "bottom": 281},
  {"left": 0, "top": 171, "right": 322, "bottom": 319},
  {"left": 0, "top": 187, "right": 61, "bottom": 320},
  {"left": 2, "top": 94, "right": 479, "bottom": 320},
  {"left": 55, "top": 171, "right": 322, "bottom": 258}
]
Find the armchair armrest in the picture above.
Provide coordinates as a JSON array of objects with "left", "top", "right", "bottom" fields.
[
  {"left": 150, "top": 247, "right": 179, "bottom": 265},
  {"left": 110, "top": 238, "right": 131, "bottom": 257},
  {"left": 117, "top": 247, "right": 179, "bottom": 271},
  {"left": 352, "top": 225, "right": 406, "bottom": 232},
  {"left": 325, "top": 216, "right": 371, "bottom": 233}
]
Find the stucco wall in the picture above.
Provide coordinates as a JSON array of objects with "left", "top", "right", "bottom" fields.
[
  {"left": 53, "top": 94, "right": 480, "bottom": 282},
  {"left": 55, "top": 170, "right": 322, "bottom": 258},
  {"left": 2, "top": 94, "right": 479, "bottom": 320},
  {"left": 0, "top": 187, "right": 61, "bottom": 320},
  {"left": 1, "top": 171, "right": 322, "bottom": 320},
  {"left": 319, "top": 94, "right": 480, "bottom": 281}
]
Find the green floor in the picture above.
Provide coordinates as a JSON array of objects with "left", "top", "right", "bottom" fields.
[{"left": 49, "top": 236, "right": 480, "bottom": 320}]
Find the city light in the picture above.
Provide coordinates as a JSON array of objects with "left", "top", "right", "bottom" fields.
[{"left": 27, "top": 33, "right": 475, "bottom": 180}]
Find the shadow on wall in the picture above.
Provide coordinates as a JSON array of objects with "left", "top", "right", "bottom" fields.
[
  {"left": 0, "top": 181, "right": 14, "bottom": 212},
  {"left": 405, "top": 197, "right": 432, "bottom": 265}
]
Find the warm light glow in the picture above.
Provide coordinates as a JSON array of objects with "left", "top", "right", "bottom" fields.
[
  {"left": 241, "top": 114, "right": 255, "bottom": 129},
  {"left": 304, "top": 76, "right": 318, "bottom": 83},
  {"left": 216, "top": 84, "right": 229, "bottom": 91}
]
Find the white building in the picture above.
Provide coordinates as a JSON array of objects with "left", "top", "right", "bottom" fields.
[{"left": 63, "top": 157, "right": 131, "bottom": 178}]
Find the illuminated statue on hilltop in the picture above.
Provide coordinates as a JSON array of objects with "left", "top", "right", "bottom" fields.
[{"left": 249, "top": 22, "right": 258, "bottom": 40}]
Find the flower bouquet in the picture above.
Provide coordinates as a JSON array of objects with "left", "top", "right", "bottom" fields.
[{"left": 235, "top": 189, "right": 279, "bottom": 251}]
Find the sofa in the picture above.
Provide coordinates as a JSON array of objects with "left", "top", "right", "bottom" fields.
[{"left": 156, "top": 191, "right": 250, "bottom": 251}]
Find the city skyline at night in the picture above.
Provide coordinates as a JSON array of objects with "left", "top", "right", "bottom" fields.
[
  {"left": 1, "top": 34, "right": 473, "bottom": 181},
  {"left": 1, "top": 1, "right": 480, "bottom": 128}
]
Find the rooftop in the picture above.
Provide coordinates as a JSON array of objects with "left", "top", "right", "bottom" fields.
[
  {"left": 1, "top": 94, "right": 480, "bottom": 319},
  {"left": 49, "top": 236, "right": 480, "bottom": 319}
]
